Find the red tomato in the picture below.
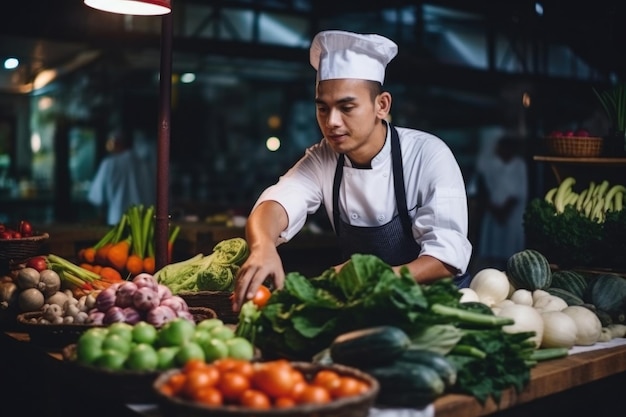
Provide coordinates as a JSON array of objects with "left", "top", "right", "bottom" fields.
[
  {"left": 240, "top": 389, "right": 271, "bottom": 409},
  {"left": 252, "top": 285, "right": 272, "bottom": 308}
]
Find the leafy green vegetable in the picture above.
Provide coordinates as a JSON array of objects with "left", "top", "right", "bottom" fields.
[
  {"left": 523, "top": 198, "right": 603, "bottom": 267},
  {"left": 251, "top": 253, "right": 536, "bottom": 404},
  {"left": 154, "top": 238, "right": 249, "bottom": 293}
]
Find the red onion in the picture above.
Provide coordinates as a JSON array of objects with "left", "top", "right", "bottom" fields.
[
  {"left": 146, "top": 305, "right": 177, "bottom": 327},
  {"left": 95, "top": 286, "right": 117, "bottom": 312},
  {"left": 123, "top": 307, "right": 142, "bottom": 325},
  {"left": 133, "top": 286, "right": 160, "bottom": 311},
  {"left": 157, "top": 284, "right": 173, "bottom": 300},
  {"left": 132, "top": 273, "right": 159, "bottom": 291},
  {"left": 87, "top": 310, "right": 105, "bottom": 325},
  {"left": 115, "top": 281, "right": 138, "bottom": 308},
  {"left": 103, "top": 306, "right": 126, "bottom": 324},
  {"left": 159, "top": 295, "right": 189, "bottom": 312},
  {"left": 176, "top": 310, "right": 194, "bottom": 321}
]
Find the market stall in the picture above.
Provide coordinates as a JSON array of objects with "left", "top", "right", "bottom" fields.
[{"left": 2, "top": 330, "right": 626, "bottom": 417}]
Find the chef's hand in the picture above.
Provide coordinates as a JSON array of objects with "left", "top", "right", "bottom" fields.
[{"left": 233, "top": 245, "right": 285, "bottom": 312}]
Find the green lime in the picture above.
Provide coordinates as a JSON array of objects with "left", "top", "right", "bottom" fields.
[
  {"left": 126, "top": 343, "right": 159, "bottom": 371},
  {"left": 132, "top": 321, "right": 158, "bottom": 345},
  {"left": 76, "top": 333, "right": 105, "bottom": 365},
  {"left": 95, "top": 349, "right": 127, "bottom": 371},
  {"left": 102, "top": 333, "right": 132, "bottom": 355},
  {"left": 175, "top": 342, "right": 206, "bottom": 366},
  {"left": 107, "top": 322, "right": 134, "bottom": 342},
  {"left": 158, "top": 318, "right": 196, "bottom": 347},
  {"left": 209, "top": 325, "right": 235, "bottom": 341},
  {"left": 226, "top": 337, "right": 255, "bottom": 360},
  {"left": 201, "top": 338, "right": 229, "bottom": 362},
  {"left": 195, "top": 318, "right": 224, "bottom": 333},
  {"left": 157, "top": 346, "right": 180, "bottom": 370}
]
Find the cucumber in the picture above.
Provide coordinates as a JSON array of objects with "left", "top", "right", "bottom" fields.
[
  {"left": 365, "top": 362, "right": 446, "bottom": 407},
  {"left": 396, "top": 349, "right": 457, "bottom": 388},
  {"left": 329, "top": 325, "right": 411, "bottom": 368}
]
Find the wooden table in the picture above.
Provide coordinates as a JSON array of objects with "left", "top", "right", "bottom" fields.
[{"left": 2, "top": 329, "right": 626, "bottom": 417}]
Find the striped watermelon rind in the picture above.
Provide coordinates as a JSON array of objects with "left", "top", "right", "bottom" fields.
[
  {"left": 506, "top": 249, "right": 552, "bottom": 291},
  {"left": 549, "top": 270, "right": 589, "bottom": 300}
]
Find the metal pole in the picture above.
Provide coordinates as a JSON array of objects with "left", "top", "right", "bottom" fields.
[{"left": 155, "top": 11, "right": 173, "bottom": 271}]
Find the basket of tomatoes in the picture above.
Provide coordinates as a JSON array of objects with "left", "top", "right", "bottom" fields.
[
  {"left": 0, "top": 220, "right": 48, "bottom": 266},
  {"left": 153, "top": 358, "right": 379, "bottom": 417}
]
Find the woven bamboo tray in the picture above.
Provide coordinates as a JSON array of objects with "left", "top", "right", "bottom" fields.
[
  {"left": 153, "top": 361, "right": 379, "bottom": 417},
  {"left": 62, "top": 343, "right": 162, "bottom": 403},
  {"left": 18, "top": 306, "right": 217, "bottom": 349},
  {"left": 0, "top": 233, "right": 49, "bottom": 265},
  {"left": 546, "top": 136, "right": 603, "bottom": 157},
  {"left": 179, "top": 291, "right": 238, "bottom": 324}
]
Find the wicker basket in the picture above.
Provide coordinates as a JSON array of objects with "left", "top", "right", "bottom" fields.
[
  {"left": 179, "top": 291, "right": 237, "bottom": 324},
  {"left": 18, "top": 306, "right": 217, "bottom": 349},
  {"left": 546, "top": 136, "right": 603, "bottom": 157},
  {"left": 0, "top": 232, "right": 49, "bottom": 265},
  {"left": 153, "top": 362, "right": 380, "bottom": 417},
  {"left": 62, "top": 343, "right": 162, "bottom": 403}
]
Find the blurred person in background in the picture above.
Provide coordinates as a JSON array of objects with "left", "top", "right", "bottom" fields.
[
  {"left": 88, "top": 123, "right": 157, "bottom": 225},
  {"left": 471, "top": 134, "right": 528, "bottom": 272}
]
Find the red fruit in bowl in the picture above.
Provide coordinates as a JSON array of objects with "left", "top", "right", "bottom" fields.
[
  {"left": 575, "top": 128, "right": 590, "bottom": 137},
  {"left": 19, "top": 220, "right": 33, "bottom": 237},
  {"left": 563, "top": 130, "right": 575, "bottom": 137},
  {"left": 548, "top": 130, "right": 563, "bottom": 137},
  {"left": 26, "top": 256, "right": 48, "bottom": 272},
  {"left": 11, "top": 231, "right": 21, "bottom": 239},
  {"left": 0, "top": 231, "right": 12, "bottom": 239}
]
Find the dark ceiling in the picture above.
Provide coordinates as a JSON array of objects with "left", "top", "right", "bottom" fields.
[{"left": 1, "top": 0, "right": 625, "bottom": 84}]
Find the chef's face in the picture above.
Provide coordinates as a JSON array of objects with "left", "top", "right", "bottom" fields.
[{"left": 315, "top": 79, "right": 391, "bottom": 162}]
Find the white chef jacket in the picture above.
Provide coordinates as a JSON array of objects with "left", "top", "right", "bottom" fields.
[{"left": 253, "top": 123, "right": 472, "bottom": 274}]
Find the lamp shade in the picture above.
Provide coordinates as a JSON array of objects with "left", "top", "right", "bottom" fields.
[{"left": 84, "top": 0, "right": 171, "bottom": 15}]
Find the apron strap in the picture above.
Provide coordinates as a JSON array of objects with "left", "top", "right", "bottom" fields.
[
  {"left": 332, "top": 153, "right": 345, "bottom": 236},
  {"left": 390, "top": 125, "right": 413, "bottom": 239}
]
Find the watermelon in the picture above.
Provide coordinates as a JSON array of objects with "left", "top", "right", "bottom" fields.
[
  {"left": 549, "top": 270, "right": 589, "bottom": 300},
  {"left": 506, "top": 249, "right": 552, "bottom": 291},
  {"left": 588, "top": 273, "right": 626, "bottom": 324}
]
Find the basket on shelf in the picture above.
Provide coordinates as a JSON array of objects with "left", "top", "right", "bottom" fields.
[
  {"left": 0, "top": 233, "right": 49, "bottom": 265},
  {"left": 546, "top": 136, "right": 603, "bottom": 157},
  {"left": 17, "top": 306, "right": 217, "bottom": 349},
  {"left": 179, "top": 291, "right": 237, "bottom": 324}
]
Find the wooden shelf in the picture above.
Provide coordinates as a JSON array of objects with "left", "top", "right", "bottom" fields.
[{"left": 533, "top": 155, "right": 626, "bottom": 165}]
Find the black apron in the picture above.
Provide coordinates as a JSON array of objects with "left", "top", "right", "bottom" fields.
[{"left": 332, "top": 124, "right": 471, "bottom": 288}]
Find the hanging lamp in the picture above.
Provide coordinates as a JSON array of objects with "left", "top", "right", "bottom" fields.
[
  {"left": 84, "top": 0, "right": 171, "bottom": 15},
  {"left": 85, "top": 0, "right": 173, "bottom": 270}
]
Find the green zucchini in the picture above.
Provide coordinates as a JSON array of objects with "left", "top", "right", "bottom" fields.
[
  {"left": 329, "top": 325, "right": 410, "bottom": 368},
  {"left": 365, "top": 362, "right": 445, "bottom": 407},
  {"left": 396, "top": 349, "right": 457, "bottom": 388}
]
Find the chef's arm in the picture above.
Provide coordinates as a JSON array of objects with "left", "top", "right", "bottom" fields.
[
  {"left": 392, "top": 255, "right": 457, "bottom": 284},
  {"left": 233, "top": 200, "right": 288, "bottom": 312}
]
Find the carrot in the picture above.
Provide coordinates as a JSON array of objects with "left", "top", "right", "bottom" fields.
[
  {"left": 96, "top": 243, "right": 112, "bottom": 265},
  {"left": 83, "top": 247, "right": 96, "bottom": 264},
  {"left": 92, "top": 264, "right": 103, "bottom": 274},
  {"left": 100, "top": 266, "right": 123, "bottom": 283},
  {"left": 126, "top": 254, "right": 144, "bottom": 276},
  {"left": 107, "top": 239, "right": 130, "bottom": 271},
  {"left": 143, "top": 256, "right": 155, "bottom": 275},
  {"left": 79, "top": 263, "right": 94, "bottom": 272}
]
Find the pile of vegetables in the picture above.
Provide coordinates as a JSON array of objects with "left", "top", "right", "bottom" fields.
[
  {"left": 524, "top": 176, "right": 626, "bottom": 269},
  {"left": 77, "top": 204, "right": 180, "bottom": 278},
  {"left": 461, "top": 248, "right": 626, "bottom": 351},
  {"left": 155, "top": 238, "right": 249, "bottom": 294},
  {"left": 237, "top": 254, "right": 543, "bottom": 404}
]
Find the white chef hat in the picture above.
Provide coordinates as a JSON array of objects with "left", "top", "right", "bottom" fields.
[{"left": 310, "top": 30, "right": 398, "bottom": 84}]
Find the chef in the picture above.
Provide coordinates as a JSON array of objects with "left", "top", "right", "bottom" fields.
[{"left": 233, "top": 30, "right": 472, "bottom": 311}]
